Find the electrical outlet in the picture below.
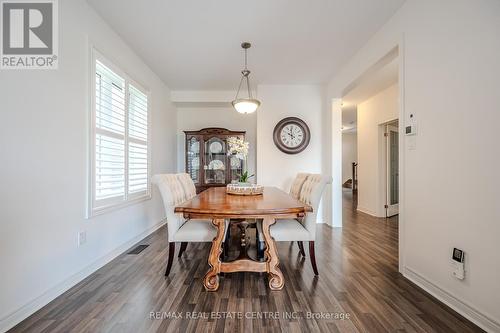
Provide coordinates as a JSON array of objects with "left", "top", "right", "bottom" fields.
[{"left": 78, "top": 231, "right": 87, "bottom": 247}]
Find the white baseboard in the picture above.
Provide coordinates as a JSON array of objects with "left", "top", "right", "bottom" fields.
[
  {"left": 0, "top": 220, "right": 166, "bottom": 333},
  {"left": 404, "top": 266, "right": 500, "bottom": 333},
  {"left": 356, "top": 206, "right": 386, "bottom": 218},
  {"left": 356, "top": 206, "right": 377, "bottom": 216}
]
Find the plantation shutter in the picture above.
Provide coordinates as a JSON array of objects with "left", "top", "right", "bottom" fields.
[
  {"left": 95, "top": 60, "right": 126, "bottom": 203},
  {"left": 90, "top": 51, "right": 151, "bottom": 215},
  {"left": 128, "top": 85, "right": 149, "bottom": 195}
]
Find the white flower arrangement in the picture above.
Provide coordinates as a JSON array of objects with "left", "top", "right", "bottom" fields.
[
  {"left": 227, "top": 137, "right": 253, "bottom": 183},
  {"left": 227, "top": 137, "right": 249, "bottom": 160}
]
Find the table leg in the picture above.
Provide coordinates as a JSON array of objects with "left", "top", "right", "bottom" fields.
[
  {"left": 262, "top": 217, "right": 284, "bottom": 290},
  {"left": 203, "top": 218, "right": 225, "bottom": 291}
]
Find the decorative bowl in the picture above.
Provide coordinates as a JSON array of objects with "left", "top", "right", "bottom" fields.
[{"left": 226, "top": 183, "right": 263, "bottom": 196}]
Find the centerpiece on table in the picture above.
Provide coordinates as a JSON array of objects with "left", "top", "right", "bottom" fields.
[{"left": 226, "top": 137, "right": 263, "bottom": 195}]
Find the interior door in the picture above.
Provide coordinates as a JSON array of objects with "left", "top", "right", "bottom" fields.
[{"left": 386, "top": 124, "right": 399, "bottom": 217}]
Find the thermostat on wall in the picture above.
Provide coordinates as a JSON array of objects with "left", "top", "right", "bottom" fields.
[
  {"left": 452, "top": 248, "right": 464, "bottom": 263},
  {"left": 452, "top": 248, "right": 465, "bottom": 280},
  {"left": 405, "top": 124, "right": 417, "bottom": 136}
]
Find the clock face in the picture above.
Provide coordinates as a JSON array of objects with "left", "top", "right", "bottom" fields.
[
  {"left": 273, "top": 117, "right": 310, "bottom": 154},
  {"left": 280, "top": 124, "right": 304, "bottom": 148}
]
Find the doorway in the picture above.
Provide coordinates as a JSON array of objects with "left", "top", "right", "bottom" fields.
[
  {"left": 341, "top": 49, "right": 399, "bottom": 218},
  {"left": 385, "top": 120, "right": 399, "bottom": 217},
  {"left": 334, "top": 44, "right": 405, "bottom": 271}
]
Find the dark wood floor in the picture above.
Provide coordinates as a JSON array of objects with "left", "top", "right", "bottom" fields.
[{"left": 10, "top": 190, "right": 483, "bottom": 333}]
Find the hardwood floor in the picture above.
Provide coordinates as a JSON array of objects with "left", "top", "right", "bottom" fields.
[{"left": 9, "top": 190, "right": 483, "bottom": 332}]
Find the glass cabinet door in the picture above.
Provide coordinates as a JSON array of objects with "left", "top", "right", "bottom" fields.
[
  {"left": 229, "top": 155, "right": 243, "bottom": 183},
  {"left": 204, "top": 137, "right": 226, "bottom": 185},
  {"left": 186, "top": 136, "right": 200, "bottom": 184}
]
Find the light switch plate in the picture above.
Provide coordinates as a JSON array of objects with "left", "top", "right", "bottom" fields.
[
  {"left": 408, "top": 136, "right": 417, "bottom": 150},
  {"left": 78, "top": 231, "right": 87, "bottom": 247}
]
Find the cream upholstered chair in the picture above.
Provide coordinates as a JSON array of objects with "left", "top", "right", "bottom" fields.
[
  {"left": 177, "top": 173, "right": 197, "bottom": 201},
  {"left": 289, "top": 172, "right": 310, "bottom": 199},
  {"left": 152, "top": 174, "right": 225, "bottom": 276},
  {"left": 257, "top": 174, "right": 331, "bottom": 275},
  {"left": 174, "top": 173, "right": 198, "bottom": 258},
  {"left": 256, "top": 172, "right": 310, "bottom": 257}
]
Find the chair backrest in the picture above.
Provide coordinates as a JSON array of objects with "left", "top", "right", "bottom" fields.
[
  {"left": 289, "top": 173, "right": 310, "bottom": 199},
  {"left": 176, "top": 173, "right": 197, "bottom": 201},
  {"left": 152, "top": 174, "right": 186, "bottom": 242},
  {"left": 298, "top": 174, "right": 332, "bottom": 239}
]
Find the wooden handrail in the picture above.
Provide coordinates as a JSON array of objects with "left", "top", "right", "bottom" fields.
[{"left": 352, "top": 162, "right": 358, "bottom": 192}]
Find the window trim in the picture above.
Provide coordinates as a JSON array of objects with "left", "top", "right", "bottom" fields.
[{"left": 87, "top": 48, "right": 152, "bottom": 218}]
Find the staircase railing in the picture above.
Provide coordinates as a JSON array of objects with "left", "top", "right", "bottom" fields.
[{"left": 352, "top": 162, "right": 358, "bottom": 193}]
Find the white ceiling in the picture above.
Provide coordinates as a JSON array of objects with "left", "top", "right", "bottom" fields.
[
  {"left": 86, "top": 0, "right": 405, "bottom": 90},
  {"left": 341, "top": 54, "right": 399, "bottom": 132},
  {"left": 342, "top": 56, "right": 398, "bottom": 107}
]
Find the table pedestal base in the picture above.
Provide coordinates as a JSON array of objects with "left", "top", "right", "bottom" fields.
[{"left": 203, "top": 216, "right": 284, "bottom": 291}]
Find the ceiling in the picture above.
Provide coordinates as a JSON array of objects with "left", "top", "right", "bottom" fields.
[
  {"left": 341, "top": 55, "right": 399, "bottom": 132},
  {"left": 342, "top": 56, "right": 398, "bottom": 107},
  {"left": 86, "top": 0, "right": 405, "bottom": 90}
]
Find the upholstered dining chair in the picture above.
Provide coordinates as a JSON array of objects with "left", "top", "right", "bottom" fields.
[
  {"left": 176, "top": 173, "right": 197, "bottom": 201},
  {"left": 256, "top": 172, "right": 310, "bottom": 258},
  {"left": 289, "top": 172, "right": 310, "bottom": 199},
  {"left": 257, "top": 174, "right": 331, "bottom": 275},
  {"left": 152, "top": 174, "right": 226, "bottom": 276}
]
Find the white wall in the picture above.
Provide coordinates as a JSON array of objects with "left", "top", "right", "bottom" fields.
[
  {"left": 256, "top": 85, "right": 326, "bottom": 222},
  {"left": 176, "top": 107, "right": 257, "bottom": 177},
  {"left": 357, "top": 84, "right": 398, "bottom": 217},
  {"left": 0, "top": 0, "right": 177, "bottom": 331},
  {"left": 326, "top": 0, "right": 500, "bottom": 330},
  {"left": 341, "top": 132, "right": 357, "bottom": 184}
]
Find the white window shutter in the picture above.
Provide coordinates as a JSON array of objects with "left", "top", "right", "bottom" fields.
[
  {"left": 90, "top": 51, "right": 151, "bottom": 215},
  {"left": 128, "top": 84, "right": 149, "bottom": 195},
  {"left": 95, "top": 60, "right": 126, "bottom": 203}
]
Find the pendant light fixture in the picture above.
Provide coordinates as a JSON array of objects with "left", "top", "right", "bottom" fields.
[{"left": 232, "top": 42, "right": 261, "bottom": 114}]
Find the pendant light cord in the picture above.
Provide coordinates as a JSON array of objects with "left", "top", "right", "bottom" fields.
[
  {"left": 244, "top": 47, "right": 248, "bottom": 70},
  {"left": 234, "top": 44, "right": 253, "bottom": 100}
]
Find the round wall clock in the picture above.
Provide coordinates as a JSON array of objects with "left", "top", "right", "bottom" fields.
[{"left": 273, "top": 117, "right": 310, "bottom": 154}]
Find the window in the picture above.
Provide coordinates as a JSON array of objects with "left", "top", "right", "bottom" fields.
[{"left": 89, "top": 50, "right": 150, "bottom": 216}]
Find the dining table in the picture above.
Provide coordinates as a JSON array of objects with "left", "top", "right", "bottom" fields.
[{"left": 174, "top": 186, "right": 312, "bottom": 291}]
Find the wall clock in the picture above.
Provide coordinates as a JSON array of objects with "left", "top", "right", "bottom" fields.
[{"left": 273, "top": 117, "right": 310, "bottom": 154}]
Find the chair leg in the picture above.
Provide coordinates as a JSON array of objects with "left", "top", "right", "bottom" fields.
[
  {"left": 309, "top": 241, "right": 319, "bottom": 276},
  {"left": 297, "top": 241, "right": 306, "bottom": 257},
  {"left": 165, "top": 242, "right": 175, "bottom": 276},
  {"left": 178, "top": 242, "right": 188, "bottom": 257}
]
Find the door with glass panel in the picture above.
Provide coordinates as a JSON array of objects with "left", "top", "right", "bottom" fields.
[{"left": 386, "top": 123, "right": 399, "bottom": 217}]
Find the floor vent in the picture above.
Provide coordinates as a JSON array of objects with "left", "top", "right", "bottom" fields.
[{"left": 127, "top": 245, "right": 149, "bottom": 255}]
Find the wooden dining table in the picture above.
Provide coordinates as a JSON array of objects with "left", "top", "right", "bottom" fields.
[{"left": 174, "top": 186, "right": 312, "bottom": 291}]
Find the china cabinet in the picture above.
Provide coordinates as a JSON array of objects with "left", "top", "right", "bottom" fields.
[{"left": 184, "top": 128, "right": 246, "bottom": 193}]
